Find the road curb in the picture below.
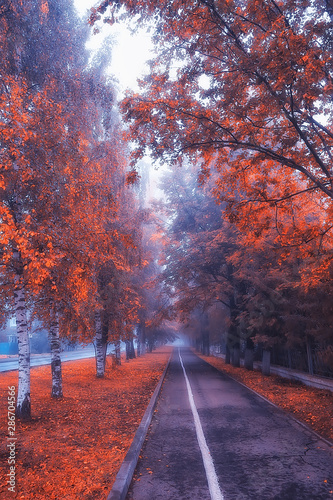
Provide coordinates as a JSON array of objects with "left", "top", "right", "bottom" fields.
[
  {"left": 106, "top": 353, "right": 172, "bottom": 500},
  {"left": 200, "top": 354, "right": 333, "bottom": 449}
]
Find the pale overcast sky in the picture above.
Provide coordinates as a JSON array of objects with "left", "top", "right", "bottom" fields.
[
  {"left": 73, "top": 0, "right": 163, "bottom": 202},
  {"left": 74, "top": 0, "right": 153, "bottom": 93}
]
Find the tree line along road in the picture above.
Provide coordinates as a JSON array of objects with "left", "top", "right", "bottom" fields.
[{"left": 126, "top": 348, "right": 333, "bottom": 500}]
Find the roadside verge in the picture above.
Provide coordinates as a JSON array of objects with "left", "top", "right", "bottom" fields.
[
  {"left": 198, "top": 352, "right": 333, "bottom": 446},
  {"left": 212, "top": 351, "right": 333, "bottom": 392}
]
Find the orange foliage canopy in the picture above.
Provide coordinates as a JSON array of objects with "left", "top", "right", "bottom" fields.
[
  {"left": 92, "top": 0, "right": 333, "bottom": 195},
  {"left": 104, "top": 0, "right": 333, "bottom": 197},
  {"left": 0, "top": 0, "right": 147, "bottom": 417},
  {"left": 0, "top": 0, "right": 142, "bottom": 339},
  {"left": 92, "top": 0, "right": 333, "bottom": 291}
]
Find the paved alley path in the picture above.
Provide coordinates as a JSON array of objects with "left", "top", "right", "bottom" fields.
[{"left": 127, "top": 348, "right": 332, "bottom": 500}]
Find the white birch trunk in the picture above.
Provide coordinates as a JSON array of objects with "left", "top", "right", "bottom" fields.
[
  {"left": 12, "top": 165, "right": 32, "bottom": 418},
  {"left": 14, "top": 273, "right": 31, "bottom": 420},
  {"left": 49, "top": 310, "right": 63, "bottom": 398},
  {"left": 95, "top": 311, "right": 106, "bottom": 377}
]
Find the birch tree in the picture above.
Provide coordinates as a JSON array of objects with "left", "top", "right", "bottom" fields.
[{"left": 0, "top": 0, "right": 121, "bottom": 414}]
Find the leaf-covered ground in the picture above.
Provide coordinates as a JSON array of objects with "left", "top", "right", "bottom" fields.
[
  {"left": 0, "top": 347, "right": 172, "bottom": 500},
  {"left": 199, "top": 353, "right": 333, "bottom": 443},
  {"left": 1, "top": 347, "right": 331, "bottom": 499}
]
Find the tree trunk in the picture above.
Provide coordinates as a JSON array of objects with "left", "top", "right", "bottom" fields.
[
  {"left": 114, "top": 340, "right": 121, "bottom": 365},
  {"left": 125, "top": 339, "right": 130, "bottom": 360},
  {"left": 137, "top": 331, "right": 141, "bottom": 357},
  {"left": 227, "top": 290, "right": 239, "bottom": 366},
  {"left": 137, "top": 340, "right": 146, "bottom": 356},
  {"left": 148, "top": 339, "right": 154, "bottom": 353},
  {"left": 244, "top": 337, "right": 254, "bottom": 371},
  {"left": 232, "top": 347, "right": 240, "bottom": 367},
  {"left": 262, "top": 349, "right": 271, "bottom": 376},
  {"left": 14, "top": 273, "right": 31, "bottom": 420},
  {"left": 202, "top": 331, "right": 210, "bottom": 356},
  {"left": 306, "top": 337, "right": 314, "bottom": 375},
  {"left": 225, "top": 344, "right": 230, "bottom": 364},
  {"left": 244, "top": 348, "right": 253, "bottom": 370},
  {"left": 130, "top": 338, "right": 136, "bottom": 359},
  {"left": 49, "top": 310, "right": 63, "bottom": 398},
  {"left": 125, "top": 339, "right": 136, "bottom": 360},
  {"left": 95, "top": 311, "right": 106, "bottom": 377},
  {"left": 136, "top": 321, "right": 146, "bottom": 357}
]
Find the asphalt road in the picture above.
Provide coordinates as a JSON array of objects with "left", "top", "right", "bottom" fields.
[
  {"left": 0, "top": 347, "right": 96, "bottom": 372},
  {"left": 126, "top": 347, "right": 333, "bottom": 500}
]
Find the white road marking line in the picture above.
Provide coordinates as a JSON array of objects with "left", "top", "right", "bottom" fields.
[{"left": 178, "top": 349, "right": 225, "bottom": 500}]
